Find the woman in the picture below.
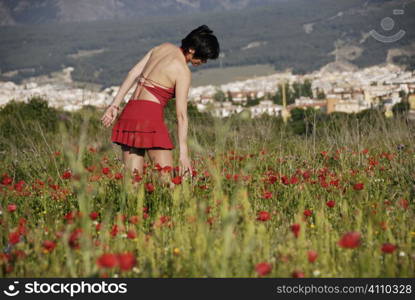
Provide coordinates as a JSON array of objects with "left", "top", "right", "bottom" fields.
[{"left": 101, "top": 25, "right": 220, "bottom": 182}]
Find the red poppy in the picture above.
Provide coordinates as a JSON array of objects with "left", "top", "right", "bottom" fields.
[
  {"left": 255, "top": 262, "right": 272, "bottom": 276},
  {"left": 86, "top": 165, "right": 96, "bottom": 172},
  {"left": 338, "top": 232, "right": 361, "bottom": 249},
  {"left": 97, "top": 253, "right": 119, "bottom": 268},
  {"left": 69, "top": 228, "right": 82, "bottom": 249},
  {"left": 262, "top": 191, "right": 272, "bottom": 199},
  {"left": 61, "top": 171, "right": 72, "bottom": 180},
  {"left": 7, "top": 204, "right": 17, "bottom": 212},
  {"left": 110, "top": 225, "right": 119, "bottom": 237},
  {"left": 281, "top": 176, "right": 290, "bottom": 185},
  {"left": 256, "top": 211, "right": 271, "bottom": 222},
  {"left": 292, "top": 270, "right": 305, "bottom": 278},
  {"left": 172, "top": 176, "right": 182, "bottom": 185},
  {"left": 42, "top": 240, "right": 57, "bottom": 252},
  {"left": 159, "top": 216, "right": 170, "bottom": 225},
  {"left": 89, "top": 212, "right": 99, "bottom": 220},
  {"left": 127, "top": 230, "right": 137, "bottom": 239},
  {"left": 290, "top": 176, "right": 299, "bottom": 184},
  {"left": 117, "top": 252, "right": 136, "bottom": 271},
  {"left": 381, "top": 243, "right": 397, "bottom": 254},
  {"left": 102, "top": 167, "right": 110, "bottom": 175},
  {"left": 145, "top": 183, "right": 155, "bottom": 193},
  {"left": 14, "top": 180, "right": 25, "bottom": 192},
  {"left": 8, "top": 231, "right": 20, "bottom": 245},
  {"left": 114, "top": 173, "right": 123, "bottom": 180},
  {"left": 129, "top": 215, "right": 139, "bottom": 224},
  {"left": 353, "top": 183, "right": 364, "bottom": 191},
  {"left": 1, "top": 174, "right": 13, "bottom": 185},
  {"left": 326, "top": 200, "right": 336, "bottom": 208},
  {"left": 398, "top": 198, "right": 409, "bottom": 210},
  {"left": 291, "top": 223, "right": 300, "bottom": 238},
  {"left": 133, "top": 174, "right": 142, "bottom": 182},
  {"left": 162, "top": 166, "right": 173, "bottom": 173},
  {"left": 307, "top": 250, "right": 318, "bottom": 263},
  {"left": 267, "top": 175, "right": 278, "bottom": 184},
  {"left": 303, "top": 209, "right": 313, "bottom": 217}
]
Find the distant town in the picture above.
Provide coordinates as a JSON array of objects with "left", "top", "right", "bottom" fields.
[{"left": 1, "top": 63, "right": 415, "bottom": 119}]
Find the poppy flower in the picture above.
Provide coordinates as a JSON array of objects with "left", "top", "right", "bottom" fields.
[
  {"left": 353, "top": 183, "right": 364, "bottom": 191},
  {"left": 110, "top": 225, "right": 119, "bottom": 237},
  {"left": 172, "top": 176, "right": 182, "bottom": 185},
  {"left": 255, "top": 262, "right": 272, "bottom": 276},
  {"left": 326, "top": 200, "right": 336, "bottom": 208},
  {"left": 114, "top": 173, "right": 123, "bottom": 180},
  {"left": 8, "top": 231, "right": 21, "bottom": 245},
  {"left": 303, "top": 209, "right": 313, "bottom": 217},
  {"left": 133, "top": 174, "right": 142, "bottom": 182},
  {"left": 127, "top": 230, "right": 137, "bottom": 239},
  {"left": 117, "top": 252, "right": 136, "bottom": 271},
  {"left": 256, "top": 211, "right": 271, "bottom": 222},
  {"left": 69, "top": 228, "right": 82, "bottom": 249},
  {"left": 338, "top": 232, "right": 361, "bottom": 249},
  {"left": 7, "top": 204, "right": 17, "bottom": 212},
  {"left": 292, "top": 270, "right": 305, "bottom": 278},
  {"left": 381, "top": 243, "right": 397, "bottom": 254},
  {"left": 302, "top": 171, "right": 311, "bottom": 180},
  {"left": 42, "top": 240, "right": 57, "bottom": 252},
  {"left": 307, "top": 250, "right": 318, "bottom": 263},
  {"left": 102, "top": 167, "right": 110, "bottom": 175},
  {"left": 262, "top": 191, "right": 272, "bottom": 199},
  {"left": 129, "top": 215, "right": 139, "bottom": 224},
  {"left": 61, "top": 171, "right": 72, "bottom": 180},
  {"left": 291, "top": 223, "right": 300, "bottom": 238},
  {"left": 14, "top": 180, "right": 25, "bottom": 192},
  {"left": 267, "top": 175, "right": 278, "bottom": 184},
  {"left": 97, "top": 253, "right": 118, "bottom": 268},
  {"left": 89, "top": 212, "right": 99, "bottom": 220},
  {"left": 145, "top": 183, "right": 155, "bottom": 193},
  {"left": 1, "top": 174, "right": 13, "bottom": 185}
]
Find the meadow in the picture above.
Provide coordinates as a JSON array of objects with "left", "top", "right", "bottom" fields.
[{"left": 0, "top": 97, "right": 414, "bottom": 277}]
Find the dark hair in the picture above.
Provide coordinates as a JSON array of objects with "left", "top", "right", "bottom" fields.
[{"left": 181, "top": 25, "right": 220, "bottom": 61}]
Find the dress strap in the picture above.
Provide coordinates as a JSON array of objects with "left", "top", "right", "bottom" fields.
[{"left": 139, "top": 74, "right": 174, "bottom": 90}]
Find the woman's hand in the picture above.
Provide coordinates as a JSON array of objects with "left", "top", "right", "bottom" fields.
[
  {"left": 179, "top": 154, "right": 193, "bottom": 178},
  {"left": 101, "top": 105, "right": 119, "bottom": 128}
]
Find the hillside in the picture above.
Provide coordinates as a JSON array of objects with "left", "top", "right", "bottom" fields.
[{"left": 0, "top": 0, "right": 414, "bottom": 88}]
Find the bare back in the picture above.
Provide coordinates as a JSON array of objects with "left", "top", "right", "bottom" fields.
[{"left": 130, "top": 43, "right": 187, "bottom": 104}]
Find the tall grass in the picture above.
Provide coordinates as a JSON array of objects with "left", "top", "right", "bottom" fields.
[{"left": 0, "top": 99, "right": 414, "bottom": 277}]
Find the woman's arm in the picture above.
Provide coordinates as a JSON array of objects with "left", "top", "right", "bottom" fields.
[
  {"left": 175, "top": 66, "right": 192, "bottom": 174},
  {"left": 109, "top": 47, "right": 155, "bottom": 107}
]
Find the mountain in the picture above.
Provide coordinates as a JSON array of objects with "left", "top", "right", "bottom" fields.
[
  {"left": 0, "top": 0, "right": 287, "bottom": 25},
  {"left": 0, "top": 0, "right": 414, "bottom": 87}
]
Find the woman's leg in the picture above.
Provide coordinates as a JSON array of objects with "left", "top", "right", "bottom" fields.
[
  {"left": 147, "top": 148, "right": 174, "bottom": 187},
  {"left": 121, "top": 144, "right": 145, "bottom": 186}
]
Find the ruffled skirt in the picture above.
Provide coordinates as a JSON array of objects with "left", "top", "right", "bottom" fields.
[{"left": 111, "top": 99, "right": 174, "bottom": 149}]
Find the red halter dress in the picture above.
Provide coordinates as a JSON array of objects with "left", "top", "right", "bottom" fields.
[{"left": 111, "top": 75, "right": 176, "bottom": 149}]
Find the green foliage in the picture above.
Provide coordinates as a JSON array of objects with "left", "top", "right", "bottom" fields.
[
  {"left": 392, "top": 101, "right": 410, "bottom": 116},
  {"left": 213, "top": 90, "right": 226, "bottom": 102},
  {"left": 0, "top": 96, "right": 60, "bottom": 149}
]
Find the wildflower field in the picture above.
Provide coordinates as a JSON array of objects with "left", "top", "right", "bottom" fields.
[{"left": 0, "top": 97, "right": 414, "bottom": 277}]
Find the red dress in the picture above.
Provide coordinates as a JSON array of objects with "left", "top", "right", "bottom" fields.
[{"left": 111, "top": 75, "right": 176, "bottom": 149}]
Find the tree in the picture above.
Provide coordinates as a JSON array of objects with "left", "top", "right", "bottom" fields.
[
  {"left": 227, "top": 91, "right": 233, "bottom": 102},
  {"left": 303, "top": 79, "right": 313, "bottom": 98},
  {"left": 213, "top": 90, "right": 226, "bottom": 102},
  {"left": 392, "top": 101, "right": 410, "bottom": 116},
  {"left": 317, "top": 88, "right": 326, "bottom": 99}
]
